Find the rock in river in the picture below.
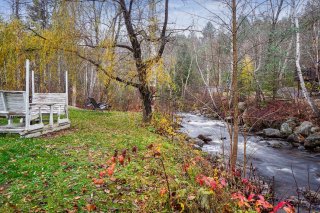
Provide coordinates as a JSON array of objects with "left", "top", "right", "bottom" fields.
[
  {"left": 280, "top": 122, "right": 293, "bottom": 136},
  {"left": 304, "top": 133, "right": 320, "bottom": 150},
  {"left": 294, "top": 121, "right": 314, "bottom": 136},
  {"left": 193, "top": 138, "right": 205, "bottom": 147},
  {"left": 262, "top": 128, "right": 281, "bottom": 138},
  {"left": 197, "top": 134, "right": 212, "bottom": 144},
  {"left": 287, "top": 133, "right": 305, "bottom": 144}
]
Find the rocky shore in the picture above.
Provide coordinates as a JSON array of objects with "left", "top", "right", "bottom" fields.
[{"left": 191, "top": 102, "right": 320, "bottom": 153}]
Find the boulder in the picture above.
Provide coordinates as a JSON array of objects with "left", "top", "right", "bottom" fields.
[
  {"left": 262, "top": 128, "right": 281, "bottom": 138},
  {"left": 197, "top": 134, "right": 212, "bottom": 144},
  {"left": 304, "top": 133, "right": 320, "bottom": 150},
  {"left": 225, "top": 116, "right": 233, "bottom": 122},
  {"left": 266, "top": 140, "right": 291, "bottom": 149},
  {"left": 287, "top": 133, "right": 305, "bottom": 144},
  {"left": 286, "top": 117, "right": 299, "bottom": 127},
  {"left": 294, "top": 121, "right": 314, "bottom": 136},
  {"left": 193, "top": 144, "right": 202, "bottom": 151},
  {"left": 238, "top": 102, "right": 246, "bottom": 111},
  {"left": 280, "top": 122, "right": 293, "bottom": 136},
  {"left": 193, "top": 138, "right": 205, "bottom": 147},
  {"left": 311, "top": 126, "right": 320, "bottom": 134}
]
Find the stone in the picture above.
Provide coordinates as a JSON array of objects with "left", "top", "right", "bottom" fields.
[
  {"left": 238, "top": 102, "right": 246, "bottom": 111},
  {"left": 193, "top": 138, "right": 205, "bottom": 147},
  {"left": 286, "top": 196, "right": 311, "bottom": 209},
  {"left": 287, "top": 133, "right": 305, "bottom": 144},
  {"left": 225, "top": 116, "right": 233, "bottom": 122},
  {"left": 294, "top": 121, "right": 314, "bottom": 136},
  {"left": 193, "top": 144, "right": 202, "bottom": 151},
  {"left": 302, "top": 189, "right": 320, "bottom": 204},
  {"left": 280, "top": 122, "right": 293, "bottom": 136},
  {"left": 262, "top": 128, "right": 281, "bottom": 138},
  {"left": 197, "top": 134, "right": 212, "bottom": 144},
  {"left": 311, "top": 126, "right": 320, "bottom": 134},
  {"left": 266, "top": 140, "right": 291, "bottom": 149},
  {"left": 286, "top": 117, "right": 299, "bottom": 127},
  {"left": 304, "top": 133, "right": 320, "bottom": 149},
  {"left": 292, "top": 142, "right": 300, "bottom": 147}
]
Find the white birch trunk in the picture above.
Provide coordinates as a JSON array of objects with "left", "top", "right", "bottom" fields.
[{"left": 293, "top": 0, "right": 320, "bottom": 115}]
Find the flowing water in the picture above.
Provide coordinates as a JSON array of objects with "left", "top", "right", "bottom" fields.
[{"left": 179, "top": 113, "right": 320, "bottom": 205}]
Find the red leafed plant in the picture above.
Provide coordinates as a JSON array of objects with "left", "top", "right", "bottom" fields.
[{"left": 231, "top": 191, "right": 295, "bottom": 213}]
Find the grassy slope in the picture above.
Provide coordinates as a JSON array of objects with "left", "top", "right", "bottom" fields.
[{"left": 0, "top": 109, "right": 205, "bottom": 212}]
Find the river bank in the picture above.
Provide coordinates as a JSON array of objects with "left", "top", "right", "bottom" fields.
[
  {"left": 179, "top": 112, "right": 320, "bottom": 211},
  {"left": 194, "top": 99, "right": 320, "bottom": 153}
]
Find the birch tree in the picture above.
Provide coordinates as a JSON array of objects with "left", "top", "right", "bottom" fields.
[{"left": 293, "top": 0, "right": 320, "bottom": 116}]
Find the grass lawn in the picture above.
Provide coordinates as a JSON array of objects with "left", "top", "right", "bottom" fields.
[{"left": 0, "top": 109, "right": 205, "bottom": 212}]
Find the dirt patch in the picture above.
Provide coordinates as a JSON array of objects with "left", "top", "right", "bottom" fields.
[{"left": 40, "top": 127, "right": 77, "bottom": 139}]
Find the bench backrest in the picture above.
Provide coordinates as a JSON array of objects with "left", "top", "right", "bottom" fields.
[
  {"left": 0, "top": 91, "right": 26, "bottom": 115},
  {"left": 0, "top": 92, "right": 5, "bottom": 114},
  {"left": 32, "top": 93, "right": 67, "bottom": 114}
]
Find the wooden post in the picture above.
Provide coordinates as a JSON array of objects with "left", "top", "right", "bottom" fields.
[
  {"left": 25, "top": 59, "right": 30, "bottom": 130},
  {"left": 31, "top": 70, "right": 35, "bottom": 97},
  {"left": 49, "top": 105, "right": 53, "bottom": 127}
]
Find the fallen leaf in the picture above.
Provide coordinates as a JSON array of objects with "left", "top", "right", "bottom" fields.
[
  {"left": 93, "top": 178, "right": 104, "bottom": 185},
  {"left": 99, "top": 171, "right": 106, "bottom": 178},
  {"left": 118, "top": 155, "right": 125, "bottom": 166},
  {"left": 160, "top": 188, "right": 167, "bottom": 196},
  {"left": 121, "top": 149, "right": 127, "bottom": 158},
  {"left": 110, "top": 177, "right": 116, "bottom": 181},
  {"left": 85, "top": 204, "right": 96, "bottom": 212},
  {"left": 107, "top": 163, "right": 116, "bottom": 176},
  {"left": 132, "top": 146, "right": 137, "bottom": 153},
  {"left": 113, "top": 150, "right": 118, "bottom": 157},
  {"left": 188, "top": 195, "right": 196, "bottom": 200}
]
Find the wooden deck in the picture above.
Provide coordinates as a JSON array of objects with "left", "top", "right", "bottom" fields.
[{"left": 0, "top": 121, "right": 70, "bottom": 138}]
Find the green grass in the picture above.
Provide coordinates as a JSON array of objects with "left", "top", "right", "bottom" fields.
[{"left": 0, "top": 109, "right": 204, "bottom": 212}]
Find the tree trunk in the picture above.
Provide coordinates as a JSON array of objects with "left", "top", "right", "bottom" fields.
[
  {"left": 293, "top": 0, "right": 320, "bottom": 117},
  {"left": 139, "top": 86, "right": 153, "bottom": 122},
  {"left": 230, "top": 0, "right": 239, "bottom": 171},
  {"left": 72, "top": 82, "right": 77, "bottom": 107}
]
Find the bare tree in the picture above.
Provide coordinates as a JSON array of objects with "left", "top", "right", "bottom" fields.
[{"left": 230, "top": 0, "right": 240, "bottom": 171}]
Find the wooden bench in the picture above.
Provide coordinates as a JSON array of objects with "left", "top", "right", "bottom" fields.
[
  {"left": 0, "top": 90, "right": 44, "bottom": 131},
  {"left": 31, "top": 93, "right": 69, "bottom": 125}
]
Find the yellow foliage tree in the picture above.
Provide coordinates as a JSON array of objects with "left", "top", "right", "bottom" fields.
[{"left": 239, "top": 55, "right": 254, "bottom": 95}]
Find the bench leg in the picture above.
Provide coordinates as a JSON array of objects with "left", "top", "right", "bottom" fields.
[
  {"left": 8, "top": 116, "right": 13, "bottom": 126},
  {"left": 49, "top": 106, "right": 54, "bottom": 127},
  {"left": 39, "top": 107, "right": 43, "bottom": 125}
]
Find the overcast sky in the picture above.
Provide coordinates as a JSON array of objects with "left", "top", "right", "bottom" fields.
[
  {"left": 0, "top": 0, "right": 294, "bottom": 33},
  {"left": 0, "top": 0, "right": 226, "bottom": 29}
]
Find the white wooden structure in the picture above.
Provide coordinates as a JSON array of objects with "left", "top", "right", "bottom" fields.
[{"left": 0, "top": 60, "right": 70, "bottom": 137}]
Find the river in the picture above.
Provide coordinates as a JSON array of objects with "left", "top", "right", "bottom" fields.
[{"left": 179, "top": 113, "right": 320, "bottom": 209}]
